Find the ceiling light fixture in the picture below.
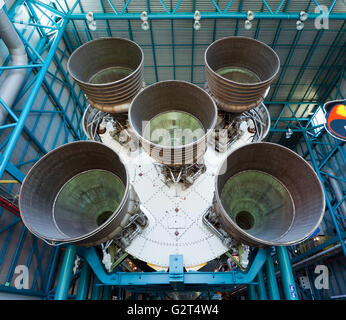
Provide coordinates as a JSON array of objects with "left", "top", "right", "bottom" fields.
[
  {"left": 247, "top": 10, "right": 255, "bottom": 21},
  {"left": 194, "top": 10, "right": 201, "bottom": 30},
  {"left": 296, "top": 20, "right": 304, "bottom": 30},
  {"left": 244, "top": 19, "right": 252, "bottom": 30},
  {"left": 140, "top": 11, "right": 149, "bottom": 31}
]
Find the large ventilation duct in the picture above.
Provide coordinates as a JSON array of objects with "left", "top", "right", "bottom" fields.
[
  {"left": 129, "top": 80, "right": 217, "bottom": 166},
  {"left": 213, "top": 142, "right": 325, "bottom": 247},
  {"left": 205, "top": 36, "right": 280, "bottom": 113},
  {"left": 19, "top": 141, "right": 146, "bottom": 247},
  {"left": 67, "top": 37, "right": 144, "bottom": 113},
  {"left": 0, "top": 8, "right": 28, "bottom": 125}
]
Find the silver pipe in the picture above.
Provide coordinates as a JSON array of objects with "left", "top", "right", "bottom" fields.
[{"left": 0, "top": 9, "right": 28, "bottom": 125}]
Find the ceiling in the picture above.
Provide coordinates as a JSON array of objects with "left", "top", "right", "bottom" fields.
[{"left": 17, "top": 0, "right": 346, "bottom": 143}]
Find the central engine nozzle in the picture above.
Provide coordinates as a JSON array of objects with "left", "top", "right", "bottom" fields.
[
  {"left": 129, "top": 80, "right": 217, "bottom": 166},
  {"left": 213, "top": 142, "right": 325, "bottom": 247},
  {"left": 19, "top": 141, "right": 144, "bottom": 247},
  {"left": 205, "top": 36, "right": 280, "bottom": 112},
  {"left": 67, "top": 37, "right": 144, "bottom": 113}
]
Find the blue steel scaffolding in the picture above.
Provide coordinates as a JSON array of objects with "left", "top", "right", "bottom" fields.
[{"left": 0, "top": 0, "right": 345, "bottom": 300}]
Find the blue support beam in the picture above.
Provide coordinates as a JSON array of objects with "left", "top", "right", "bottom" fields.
[
  {"left": 68, "top": 12, "right": 346, "bottom": 21},
  {"left": 54, "top": 245, "right": 76, "bottom": 300},
  {"left": 44, "top": 247, "right": 59, "bottom": 296},
  {"left": 255, "top": 269, "right": 268, "bottom": 300},
  {"left": 91, "top": 276, "right": 102, "bottom": 300},
  {"left": 276, "top": 246, "right": 299, "bottom": 300},
  {"left": 303, "top": 133, "right": 346, "bottom": 257},
  {"left": 0, "top": 17, "right": 68, "bottom": 179},
  {"left": 0, "top": 154, "right": 25, "bottom": 182},
  {"left": 99, "top": 0, "right": 112, "bottom": 37},
  {"left": 77, "top": 247, "right": 268, "bottom": 291},
  {"left": 169, "top": 255, "right": 184, "bottom": 291},
  {"left": 76, "top": 261, "right": 91, "bottom": 300},
  {"left": 248, "top": 284, "right": 257, "bottom": 300},
  {"left": 102, "top": 286, "right": 112, "bottom": 300},
  {"left": 265, "top": 252, "right": 280, "bottom": 300}
]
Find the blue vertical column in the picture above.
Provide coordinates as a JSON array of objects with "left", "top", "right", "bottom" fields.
[
  {"left": 255, "top": 269, "right": 268, "bottom": 300},
  {"left": 91, "top": 276, "right": 102, "bottom": 300},
  {"left": 118, "top": 287, "right": 123, "bottom": 300},
  {"left": 265, "top": 252, "right": 280, "bottom": 300},
  {"left": 76, "top": 261, "right": 91, "bottom": 300},
  {"left": 248, "top": 284, "right": 257, "bottom": 300},
  {"left": 54, "top": 245, "right": 77, "bottom": 300},
  {"left": 103, "top": 286, "right": 112, "bottom": 300},
  {"left": 276, "top": 246, "right": 299, "bottom": 300}
]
